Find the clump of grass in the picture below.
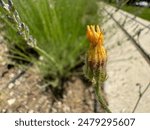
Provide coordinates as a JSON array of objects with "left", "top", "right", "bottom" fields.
[{"left": 0, "top": 0, "right": 100, "bottom": 88}]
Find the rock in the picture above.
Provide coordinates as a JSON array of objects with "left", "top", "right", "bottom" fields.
[
  {"left": 39, "top": 56, "right": 44, "bottom": 61},
  {"left": 8, "top": 83, "right": 15, "bottom": 89},
  {"left": 2, "top": 109, "right": 7, "bottom": 113},
  {"left": 9, "top": 92, "right": 14, "bottom": 96},
  {"left": 7, "top": 98, "right": 16, "bottom": 105},
  {"left": 9, "top": 73, "right": 15, "bottom": 78},
  {"left": 57, "top": 101, "right": 62, "bottom": 108},
  {"left": 0, "top": 56, "right": 2, "bottom": 61},
  {"left": 63, "top": 105, "right": 70, "bottom": 112},
  {"left": 15, "top": 80, "right": 21, "bottom": 86},
  {"left": 51, "top": 108, "right": 57, "bottom": 113},
  {"left": 28, "top": 110, "right": 34, "bottom": 113},
  {"left": 0, "top": 35, "right": 3, "bottom": 42},
  {"left": 33, "top": 98, "right": 36, "bottom": 101},
  {"left": 1, "top": 62, "right": 6, "bottom": 66}
]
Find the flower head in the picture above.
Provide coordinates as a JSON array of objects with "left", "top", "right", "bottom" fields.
[
  {"left": 86, "top": 25, "right": 104, "bottom": 46},
  {"left": 85, "top": 25, "right": 107, "bottom": 82}
]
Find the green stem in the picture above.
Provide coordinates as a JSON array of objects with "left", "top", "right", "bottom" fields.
[
  {"left": 94, "top": 80, "right": 111, "bottom": 113},
  {"left": 35, "top": 46, "right": 61, "bottom": 72}
]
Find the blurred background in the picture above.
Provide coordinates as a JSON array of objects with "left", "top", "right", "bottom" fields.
[{"left": 0, "top": 0, "right": 150, "bottom": 112}]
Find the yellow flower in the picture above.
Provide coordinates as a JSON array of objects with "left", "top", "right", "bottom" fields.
[
  {"left": 85, "top": 25, "right": 107, "bottom": 82},
  {"left": 87, "top": 25, "right": 107, "bottom": 69}
]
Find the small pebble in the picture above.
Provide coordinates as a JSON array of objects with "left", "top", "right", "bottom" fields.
[
  {"left": 8, "top": 83, "right": 15, "bottom": 89},
  {"left": 9, "top": 73, "right": 15, "bottom": 78},
  {"left": 15, "top": 80, "right": 21, "bottom": 86},
  {"left": 2, "top": 109, "right": 7, "bottom": 113},
  {"left": 28, "top": 110, "right": 34, "bottom": 113},
  {"left": 33, "top": 98, "right": 36, "bottom": 101},
  {"left": 63, "top": 105, "right": 70, "bottom": 112},
  {"left": 4, "top": 47, "right": 8, "bottom": 52},
  {"left": 57, "top": 101, "right": 62, "bottom": 108},
  {"left": 1, "top": 62, "right": 6, "bottom": 66},
  {"left": 52, "top": 108, "right": 57, "bottom": 113},
  {"left": 9, "top": 91, "right": 14, "bottom": 96},
  {"left": 7, "top": 98, "right": 16, "bottom": 105},
  {"left": 0, "top": 56, "right": 2, "bottom": 60},
  {"left": 0, "top": 36, "right": 3, "bottom": 41},
  {"left": 39, "top": 56, "right": 44, "bottom": 61}
]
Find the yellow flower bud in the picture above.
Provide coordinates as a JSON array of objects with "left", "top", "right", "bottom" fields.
[{"left": 85, "top": 25, "right": 107, "bottom": 82}]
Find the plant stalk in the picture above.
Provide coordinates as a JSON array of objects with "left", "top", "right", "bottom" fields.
[{"left": 94, "top": 80, "right": 111, "bottom": 113}]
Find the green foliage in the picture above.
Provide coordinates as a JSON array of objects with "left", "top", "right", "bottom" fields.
[
  {"left": 121, "top": 5, "right": 150, "bottom": 21},
  {"left": 0, "top": 0, "right": 100, "bottom": 87},
  {"left": 108, "top": 0, "right": 150, "bottom": 21}
]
